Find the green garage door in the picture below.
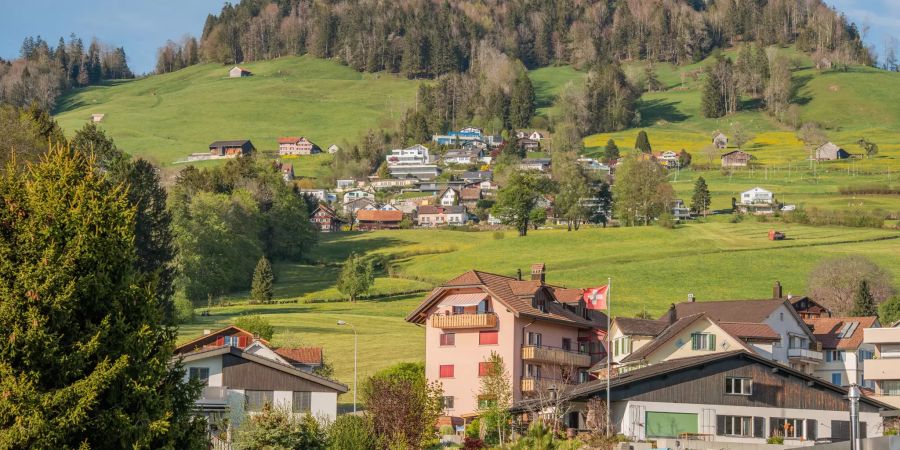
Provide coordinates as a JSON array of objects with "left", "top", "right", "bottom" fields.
[{"left": 646, "top": 412, "right": 699, "bottom": 438}]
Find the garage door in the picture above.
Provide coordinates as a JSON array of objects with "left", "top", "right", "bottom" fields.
[{"left": 646, "top": 412, "right": 699, "bottom": 438}]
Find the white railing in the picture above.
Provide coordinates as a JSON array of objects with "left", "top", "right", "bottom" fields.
[{"left": 788, "top": 348, "right": 823, "bottom": 361}]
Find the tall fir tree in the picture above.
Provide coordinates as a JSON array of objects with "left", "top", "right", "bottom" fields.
[
  {"left": 509, "top": 70, "right": 536, "bottom": 129},
  {"left": 851, "top": 280, "right": 878, "bottom": 317},
  {"left": 691, "top": 176, "right": 711, "bottom": 216},
  {"left": 634, "top": 130, "right": 652, "bottom": 153},
  {"left": 251, "top": 256, "right": 275, "bottom": 304},
  {"left": 604, "top": 138, "right": 620, "bottom": 162},
  {"left": 701, "top": 65, "right": 725, "bottom": 118}
]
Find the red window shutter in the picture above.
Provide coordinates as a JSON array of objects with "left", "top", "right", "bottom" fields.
[
  {"left": 215, "top": 336, "right": 224, "bottom": 346},
  {"left": 479, "top": 330, "right": 499, "bottom": 345},
  {"left": 238, "top": 336, "right": 247, "bottom": 348},
  {"left": 439, "top": 365, "right": 454, "bottom": 378},
  {"left": 478, "top": 362, "right": 494, "bottom": 377}
]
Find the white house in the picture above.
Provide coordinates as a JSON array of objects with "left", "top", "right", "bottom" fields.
[
  {"left": 342, "top": 189, "right": 375, "bottom": 204},
  {"left": 327, "top": 144, "right": 340, "bottom": 154},
  {"left": 387, "top": 145, "right": 431, "bottom": 166},
  {"left": 807, "top": 317, "right": 879, "bottom": 388},
  {"left": 229, "top": 66, "right": 251, "bottom": 78},
  {"left": 300, "top": 189, "right": 336, "bottom": 204},
  {"left": 740, "top": 187, "right": 774, "bottom": 205},
  {"left": 437, "top": 187, "right": 459, "bottom": 206}
]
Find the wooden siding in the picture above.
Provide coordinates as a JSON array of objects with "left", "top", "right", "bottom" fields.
[
  {"left": 221, "top": 354, "right": 339, "bottom": 392},
  {"left": 432, "top": 313, "right": 497, "bottom": 329},
  {"left": 608, "top": 357, "right": 880, "bottom": 413}
]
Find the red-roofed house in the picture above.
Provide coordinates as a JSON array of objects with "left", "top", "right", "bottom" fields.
[
  {"left": 274, "top": 347, "right": 324, "bottom": 371},
  {"left": 278, "top": 136, "right": 319, "bottom": 155},
  {"left": 356, "top": 209, "right": 404, "bottom": 231},
  {"left": 806, "top": 316, "right": 879, "bottom": 387}
]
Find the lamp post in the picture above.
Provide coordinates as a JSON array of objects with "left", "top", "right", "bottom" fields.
[
  {"left": 337, "top": 320, "right": 358, "bottom": 413},
  {"left": 848, "top": 384, "right": 861, "bottom": 450}
]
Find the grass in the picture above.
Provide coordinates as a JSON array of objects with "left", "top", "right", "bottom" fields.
[{"left": 54, "top": 56, "right": 420, "bottom": 170}]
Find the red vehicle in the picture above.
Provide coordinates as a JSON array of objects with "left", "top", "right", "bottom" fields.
[{"left": 768, "top": 230, "right": 786, "bottom": 240}]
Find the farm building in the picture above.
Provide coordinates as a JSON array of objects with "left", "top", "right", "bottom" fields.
[
  {"left": 278, "top": 136, "right": 319, "bottom": 155},
  {"left": 327, "top": 144, "right": 340, "bottom": 154},
  {"left": 229, "top": 66, "right": 251, "bottom": 77},
  {"left": 208, "top": 140, "right": 255, "bottom": 157},
  {"left": 280, "top": 163, "right": 294, "bottom": 181},
  {"left": 356, "top": 210, "right": 404, "bottom": 231},
  {"left": 815, "top": 142, "right": 851, "bottom": 161},
  {"left": 712, "top": 132, "right": 728, "bottom": 149},
  {"left": 721, "top": 150, "right": 752, "bottom": 168}
]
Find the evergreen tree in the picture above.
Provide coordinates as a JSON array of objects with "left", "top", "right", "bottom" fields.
[
  {"left": 604, "top": 139, "right": 620, "bottom": 162},
  {"left": 336, "top": 253, "right": 374, "bottom": 302},
  {"left": 634, "top": 130, "right": 652, "bottom": 153},
  {"left": 701, "top": 64, "right": 725, "bottom": 118},
  {"left": 644, "top": 66, "right": 663, "bottom": 92},
  {"left": 0, "top": 147, "right": 206, "bottom": 448},
  {"left": 851, "top": 280, "right": 878, "bottom": 317},
  {"left": 251, "top": 256, "right": 275, "bottom": 304},
  {"left": 591, "top": 182, "right": 613, "bottom": 228},
  {"left": 691, "top": 176, "right": 711, "bottom": 216},
  {"left": 71, "top": 122, "right": 129, "bottom": 172},
  {"left": 509, "top": 70, "right": 536, "bottom": 129}
]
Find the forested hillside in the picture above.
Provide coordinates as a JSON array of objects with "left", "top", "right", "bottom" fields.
[{"left": 159, "top": 0, "right": 870, "bottom": 76}]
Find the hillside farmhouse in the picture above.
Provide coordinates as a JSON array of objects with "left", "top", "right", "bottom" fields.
[
  {"left": 713, "top": 132, "right": 728, "bottom": 149},
  {"left": 229, "top": 66, "right": 251, "bottom": 77},
  {"left": 721, "top": 150, "right": 752, "bottom": 168},
  {"left": 209, "top": 140, "right": 255, "bottom": 157},
  {"left": 278, "top": 136, "right": 319, "bottom": 155},
  {"left": 815, "top": 142, "right": 851, "bottom": 161}
]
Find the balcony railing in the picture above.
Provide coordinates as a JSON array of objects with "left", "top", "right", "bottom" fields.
[
  {"left": 787, "top": 348, "right": 823, "bottom": 362},
  {"left": 521, "top": 345, "right": 592, "bottom": 368},
  {"left": 520, "top": 376, "right": 576, "bottom": 393},
  {"left": 431, "top": 313, "right": 497, "bottom": 329}
]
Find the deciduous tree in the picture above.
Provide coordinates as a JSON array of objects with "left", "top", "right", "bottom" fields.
[
  {"left": 807, "top": 256, "right": 895, "bottom": 315},
  {"left": 612, "top": 157, "right": 674, "bottom": 226},
  {"left": 336, "top": 252, "right": 374, "bottom": 302},
  {"left": 493, "top": 170, "right": 553, "bottom": 236}
]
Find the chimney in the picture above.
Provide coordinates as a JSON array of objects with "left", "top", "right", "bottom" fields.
[
  {"left": 688, "top": 293, "right": 695, "bottom": 302},
  {"left": 203, "top": 329, "right": 212, "bottom": 335},
  {"left": 531, "top": 263, "right": 546, "bottom": 283},
  {"left": 516, "top": 268, "right": 522, "bottom": 281},
  {"left": 773, "top": 281, "right": 783, "bottom": 299},
  {"left": 667, "top": 304, "right": 678, "bottom": 324}
]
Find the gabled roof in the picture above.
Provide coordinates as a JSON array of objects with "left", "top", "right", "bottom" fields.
[
  {"left": 667, "top": 299, "right": 783, "bottom": 323},
  {"left": 177, "top": 346, "right": 347, "bottom": 393},
  {"left": 310, "top": 204, "right": 338, "bottom": 218},
  {"left": 719, "top": 322, "right": 781, "bottom": 341},
  {"left": 460, "top": 188, "right": 482, "bottom": 201},
  {"left": 209, "top": 140, "right": 252, "bottom": 147},
  {"left": 406, "top": 270, "right": 605, "bottom": 328},
  {"left": 175, "top": 325, "right": 269, "bottom": 354},
  {"left": 805, "top": 316, "right": 879, "bottom": 350},
  {"left": 356, "top": 209, "right": 403, "bottom": 222},
  {"left": 721, "top": 150, "right": 751, "bottom": 158},
  {"left": 278, "top": 136, "right": 310, "bottom": 144},
  {"left": 274, "top": 347, "right": 323, "bottom": 365},
  {"left": 614, "top": 317, "right": 668, "bottom": 337},
  {"left": 621, "top": 313, "right": 710, "bottom": 363}
]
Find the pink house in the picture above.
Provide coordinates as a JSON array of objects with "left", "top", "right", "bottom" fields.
[
  {"left": 405, "top": 264, "right": 608, "bottom": 421},
  {"left": 278, "top": 136, "right": 319, "bottom": 155}
]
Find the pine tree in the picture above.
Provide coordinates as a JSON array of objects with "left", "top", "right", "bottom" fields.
[
  {"left": 691, "top": 176, "right": 711, "bottom": 216},
  {"left": 634, "top": 130, "right": 652, "bottom": 153},
  {"left": 851, "top": 280, "right": 878, "bottom": 317},
  {"left": 701, "top": 64, "right": 724, "bottom": 118},
  {"left": 644, "top": 66, "right": 663, "bottom": 92},
  {"left": 604, "top": 139, "right": 620, "bottom": 162},
  {"left": 509, "top": 71, "right": 536, "bottom": 129},
  {"left": 250, "top": 256, "right": 275, "bottom": 304}
]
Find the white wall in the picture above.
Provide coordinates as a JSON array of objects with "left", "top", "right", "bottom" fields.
[
  {"left": 183, "top": 354, "right": 223, "bottom": 387},
  {"left": 311, "top": 392, "right": 338, "bottom": 421}
]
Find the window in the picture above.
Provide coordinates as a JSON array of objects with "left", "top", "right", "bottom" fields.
[
  {"left": 789, "top": 335, "right": 805, "bottom": 349},
  {"left": 245, "top": 390, "right": 274, "bottom": 412},
  {"left": 725, "top": 377, "right": 752, "bottom": 395},
  {"left": 858, "top": 349, "right": 874, "bottom": 360},
  {"left": 562, "top": 338, "right": 572, "bottom": 351},
  {"left": 613, "top": 337, "right": 633, "bottom": 357},
  {"left": 825, "top": 350, "right": 845, "bottom": 362},
  {"left": 831, "top": 373, "right": 842, "bottom": 385},
  {"left": 479, "top": 330, "right": 499, "bottom": 345},
  {"left": 439, "top": 365, "right": 455, "bottom": 378},
  {"left": 527, "top": 332, "right": 542, "bottom": 346},
  {"left": 883, "top": 381, "right": 900, "bottom": 396},
  {"left": 770, "top": 418, "right": 804, "bottom": 439},
  {"left": 476, "top": 300, "right": 489, "bottom": 314},
  {"left": 223, "top": 335, "right": 239, "bottom": 346},
  {"left": 525, "top": 363, "right": 541, "bottom": 379},
  {"left": 439, "top": 333, "right": 455, "bottom": 346},
  {"left": 719, "top": 416, "right": 753, "bottom": 437},
  {"left": 691, "top": 333, "right": 716, "bottom": 351},
  {"left": 452, "top": 306, "right": 465, "bottom": 315},
  {"left": 188, "top": 367, "right": 210, "bottom": 385},
  {"left": 443, "top": 396, "right": 454, "bottom": 409},
  {"left": 478, "top": 362, "right": 494, "bottom": 377},
  {"left": 292, "top": 391, "right": 311, "bottom": 413}
]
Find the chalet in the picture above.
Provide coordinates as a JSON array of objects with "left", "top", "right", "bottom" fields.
[
  {"left": 229, "top": 66, "right": 251, "bottom": 77},
  {"left": 516, "top": 138, "right": 540, "bottom": 152},
  {"left": 356, "top": 209, "right": 404, "bottom": 231},
  {"left": 175, "top": 326, "right": 265, "bottom": 354},
  {"left": 342, "top": 197, "right": 377, "bottom": 215},
  {"left": 326, "top": 144, "right": 340, "bottom": 154},
  {"left": 806, "top": 316, "right": 879, "bottom": 387},
  {"left": 209, "top": 140, "right": 255, "bottom": 157},
  {"left": 738, "top": 187, "right": 775, "bottom": 215},
  {"left": 655, "top": 151, "right": 680, "bottom": 168},
  {"left": 406, "top": 264, "right": 609, "bottom": 418},
  {"left": 721, "top": 150, "right": 752, "bottom": 168},
  {"left": 713, "top": 132, "right": 728, "bottom": 149},
  {"left": 415, "top": 205, "right": 468, "bottom": 227},
  {"left": 437, "top": 187, "right": 459, "bottom": 206},
  {"left": 310, "top": 205, "right": 342, "bottom": 233},
  {"left": 815, "top": 142, "right": 851, "bottom": 161},
  {"left": 518, "top": 158, "right": 551, "bottom": 173},
  {"left": 459, "top": 187, "right": 482, "bottom": 208},
  {"left": 278, "top": 137, "right": 318, "bottom": 156},
  {"left": 541, "top": 351, "right": 890, "bottom": 442},
  {"left": 515, "top": 130, "right": 545, "bottom": 141},
  {"left": 792, "top": 295, "right": 833, "bottom": 319},
  {"left": 280, "top": 163, "right": 294, "bottom": 181}
]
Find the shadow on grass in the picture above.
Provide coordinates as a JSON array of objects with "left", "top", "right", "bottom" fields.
[
  {"left": 312, "top": 235, "right": 412, "bottom": 262},
  {"left": 638, "top": 99, "right": 688, "bottom": 125},
  {"left": 791, "top": 74, "right": 813, "bottom": 106}
]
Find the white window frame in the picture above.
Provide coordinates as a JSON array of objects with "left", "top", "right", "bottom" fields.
[
  {"left": 725, "top": 377, "right": 752, "bottom": 395},
  {"left": 722, "top": 415, "right": 754, "bottom": 437}
]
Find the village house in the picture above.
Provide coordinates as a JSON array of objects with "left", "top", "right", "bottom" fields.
[
  {"left": 368, "top": 178, "right": 417, "bottom": 190},
  {"left": 738, "top": 187, "right": 776, "bottom": 215},
  {"left": 229, "top": 66, "right": 251, "bottom": 77},
  {"left": 310, "top": 204, "right": 342, "bottom": 233},
  {"left": 518, "top": 158, "right": 552, "bottom": 173},
  {"left": 863, "top": 324, "right": 900, "bottom": 408},
  {"left": 335, "top": 179, "right": 361, "bottom": 190},
  {"left": 721, "top": 150, "right": 752, "bottom": 168},
  {"left": 792, "top": 296, "right": 833, "bottom": 319},
  {"left": 654, "top": 151, "right": 680, "bottom": 168},
  {"left": 442, "top": 148, "right": 485, "bottom": 165},
  {"left": 91, "top": 113, "right": 105, "bottom": 123},
  {"left": 326, "top": 144, "right": 340, "bottom": 154},
  {"left": 280, "top": 163, "right": 294, "bottom": 181},
  {"left": 548, "top": 351, "right": 889, "bottom": 442},
  {"left": 713, "top": 132, "right": 728, "bottom": 149},
  {"left": 806, "top": 316, "right": 879, "bottom": 388},
  {"left": 515, "top": 130, "right": 545, "bottom": 141},
  {"left": 342, "top": 197, "right": 377, "bottom": 215},
  {"left": 405, "top": 264, "right": 609, "bottom": 419},
  {"left": 815, "top": 142, "right": 851, "bottom": 161},
  {"left": 459, "top": 187, "right": 482, "bottom": 209},
  {"left": 460, "top": 171, "right": 492, "bottom": 184},
  {"left": 300, "top": 189, "right": 336, "bottom": 204},
  {"left": 386, "top": 145, "right": 441, "bottom": 179},
  {"left": 437, "top": 187, "right": 459, "bottom": 206},
  {"left": 432, "top": 127, "right": 503, "bottom": 148},
  {"left": 415, "top": 205, "right": 468, "bottom": 227},
  {"left": 341, "top": 189, "right": 374, "bottom": 204},
  {"left": 577, "top": 158, "right": 611, "bottom": 174},
  {"left": 355, "top": 209, "right": 404, "bottom": 231},
  {"left": 209, "top": 140, "right": 255, "bottom": 157},
  {"left": 516, "top": 138, "right": 540, "bottom": 152},
  {"left": 174, "top": 326, "right": 346, "bottom": 424},
  {"left": 278, "top": 136, "right": 319, "bottom": 156}
]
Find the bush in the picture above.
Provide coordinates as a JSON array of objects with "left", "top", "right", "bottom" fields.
[
  {"left": 838, "top": 184, "right": 900, "bottom": 195},
  {"left": 783, "top": 207, "right": 884, "bottom": 228},
  {"left": 729, "top": 214, "right": 744, "bottom": 223},
  {"left": 328, "top": 415, "right": 375, "bottom": 450},
  {"left": 767, "top": 434, "right": 785, "bottom": 445},
  {"left": 463, "top": 436, "right": 485, "bottom": 449},
  {"left": 465, "top": 419, "right": 481, "bottom": 439},
  {"left": 234, "top": 405, "right": 326, "bottom": 450},
  {"left": 439, "top": 425, "right": 456, "bottom": 435},
  {"left": 657, "top": 212, "right": 676, "bottom": 229},
  {"left": 234, "top": 314, "right": 275, "bottom": 340},
  {"left": 492, "top": 231, "right": 505, "bottom": 240},
  {"left": 174, "top": 292, "right": 195, "bottom": 324}
]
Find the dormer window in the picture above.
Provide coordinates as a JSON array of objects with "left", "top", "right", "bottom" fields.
[{"left": 223, "top": 336, "right": 239, "bottom": 346}]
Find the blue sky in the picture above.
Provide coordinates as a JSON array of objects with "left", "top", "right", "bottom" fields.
[{"left": 0, "top": 1, "right": 897, "bottom": 74}]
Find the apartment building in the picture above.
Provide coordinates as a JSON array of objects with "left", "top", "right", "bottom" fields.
[
  {"left": 806, "top": 316, "right": 878, "bottom": 387},
  {"left": 405, "top": 264, "right": 608, "bottom": 419},
  {"left": 864, "top": 325, "right": 900, "bottom": 408}
]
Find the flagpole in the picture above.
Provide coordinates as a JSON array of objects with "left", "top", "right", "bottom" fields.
[{"left": 606, "top": 277, "right": 611, "bottom": 437}]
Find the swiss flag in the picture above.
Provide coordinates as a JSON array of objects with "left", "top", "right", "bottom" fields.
[{"left": 583, "top": 285, "right": 609, "bottom": 310}]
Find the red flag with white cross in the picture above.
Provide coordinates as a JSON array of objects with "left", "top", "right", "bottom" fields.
[{"left": 583, "top": 285, "right": 609, "bottom": 310}]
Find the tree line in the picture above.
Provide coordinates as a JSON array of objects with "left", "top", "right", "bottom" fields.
[
  {"left": 0, "top": 34, "right": 133, "bottom": 110},
  {"left": 156, "top": 0, "right": 872, "bottom": 77}
]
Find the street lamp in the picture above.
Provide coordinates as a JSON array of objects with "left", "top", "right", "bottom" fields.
[
  {"left": 848, "top": 384, "right": 861, "bottom": 450},
  {"left": 337, "top": 320, "right": 358, "bottom": 413}
]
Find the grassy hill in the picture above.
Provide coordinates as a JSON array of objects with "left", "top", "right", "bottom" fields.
[{"left": 54, "top": 56, "right": 420, "bottom": 171}]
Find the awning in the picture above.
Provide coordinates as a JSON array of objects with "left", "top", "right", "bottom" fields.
[{"left": 438, "top": 293, "right": 489, "bottom": 307}]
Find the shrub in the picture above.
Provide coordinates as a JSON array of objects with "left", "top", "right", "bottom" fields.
[
  {"left": 729, "top": 214, "right": 744, "bottom": 223},
  {"left": 492, "top": 231, "right": 505, "bottom": 240},
  {"left": 234, "top": 314, "right": 275, "bottom": 340},
  {"left": 465, "top": 419, "right": 481, "bottom": 439},
  {"left": 657, "top": 212, "right": 676, "bottom": 229},
  {"left": 234, "top": 405, "right": 326, "bottom": 450},
  {"left": 463, "top": 436, "right": 485, "bottom": 449},
  {"left": 767, "top": 434, "right": 785, "bottom": 445},
  {"left": 838, "top": 184, "right": 900, "bottom": 195},
  {"left": 439, "top": 425, "right": 456, "bottom": 435},
  {"left": 328, "top": 415, "right": 375, "bottom": 450},
  {"left": 174, "top": 291, "right": 195, "bottom": 324}
]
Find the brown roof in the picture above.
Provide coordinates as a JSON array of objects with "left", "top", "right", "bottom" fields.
[
  {"left": 278, "top": 136, "right": 301, "bottom": 144},
  {"left": 356, "top": 210, "right": 403, "bottom": 222},
  {"left": 621, "top": 314, "right": 708, "bottom": 363},
  {"left": 460, "top": 188, "right": 481, "bottom": 201},
  {"left": 549, "top": 286, "right": 584, "bottom": 304},
  {"left": 719, "top": 322, "right": 781, "bottom": 341},
  {"left": 407, "top": 270, "right": 605, "bottom": 328},
  {"left": 174, "top": 325, "right": 269, "bottom": 354},
  {"left": 417, "top": 205, "right": 466, "bottom": 215},
  {"left": 668, "top": 299, "right": 785, "bottom": 323},
  {"left": 805, "top": 316, "right": 879, "bottom": 350},
  {"left": 274, "top": 347, "right": 323, "bottom": 365},
  {"left": 311, "top": 204, "right": 338, "bottom": 218},
  {"left": 614, "top": 317, "right": 668, "bottom": 337}
]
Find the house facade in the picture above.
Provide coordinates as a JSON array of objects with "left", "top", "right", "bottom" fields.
[
  {"left": 415, "top": 205, "right": 467, "bottom": 227},
  {"left": 815, "top": 142, "right": 850, "bottom": 161},
  {"left": 738, "top": 187, "right": 776, "bottom": 215},
  {"left": 356, "top": 209, "right": 404, "bottom": 230},
  {"left": 806, "top": 316, "right": 878, "bottom": 388},
  {"left": 863, "top": 325, "right": 900, "bottom": 408},
  {"left": 433, "top": 127, "right": 502, "bottom": 148},
  {"left": 342, "top": 189, "right": 375, "bottom": 204},
  {"left": 278, "top": 137, "right": 318, "bottom": 155},
  {"left": 721, "top": 150, "right": 751, "bottom": 168},
  {"left": 437, "top": 187, "right": 459, "bottom": 206},
  {"left": 209, "top": 140, "right": 255, "bottom": 157},
  {"left": 406, "top": 265, "right": 608, "bottom": 419},
  {"left": 229, "top": 66, "right": 251, "bottom": 77},
  {"left": 310, "top": 205, "right": 342, "bottom": 233},
  {"left": 519, "top": 158, "right": 551, "bottom": 172}
]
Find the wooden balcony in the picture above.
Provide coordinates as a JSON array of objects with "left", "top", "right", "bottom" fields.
[
  {"left": 521, "top": 345, "right": 591, "bottom": 368},
  {"left": 520, "top": 377, "right": 575, "bottom": 393},
  {"left": 431, "top": 313, "right": 497, "bottom": 329}
]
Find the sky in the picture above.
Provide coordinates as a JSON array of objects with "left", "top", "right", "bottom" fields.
[{"left": 0, "top": 1, "right": 897, "bottom": 74}]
